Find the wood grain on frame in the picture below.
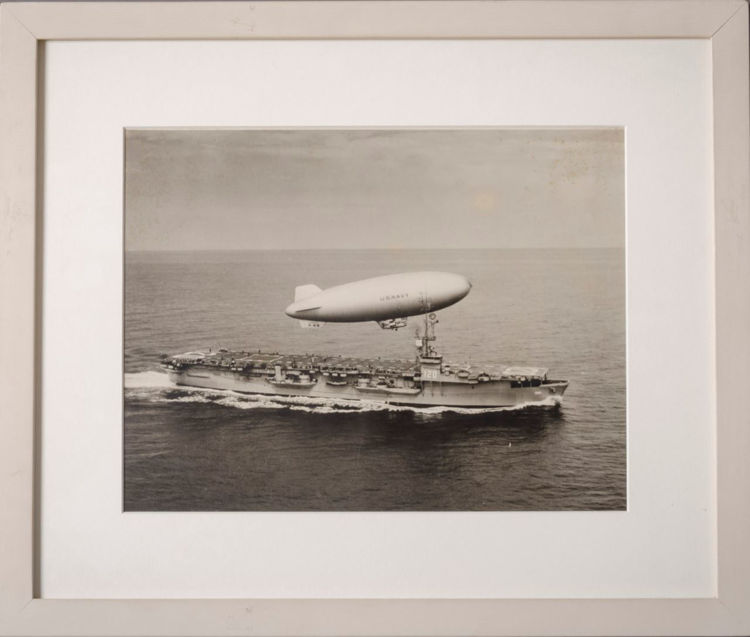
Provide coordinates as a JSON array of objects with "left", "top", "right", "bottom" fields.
[{"left": 0, "top": 2, "right": 747, "bottom": 635}]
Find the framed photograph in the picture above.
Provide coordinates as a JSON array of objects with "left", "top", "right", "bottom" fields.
[
  {"left": 123, "top": 126, "right": 625, "bottom": 513},
  {"left": 1, "top": 1, "right": 748, "bottom": 635}
]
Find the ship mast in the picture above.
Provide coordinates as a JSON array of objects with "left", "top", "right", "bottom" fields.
[
  {"left": 416, "top": 313, "right": 439, "bottom": 360},
  {"left": 414, "top": 313, "right": 443, "bottom": 383}
]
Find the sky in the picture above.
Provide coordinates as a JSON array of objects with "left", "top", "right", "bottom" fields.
[{"left": 124, "top": 128, "right": 624, "bottom": 251}]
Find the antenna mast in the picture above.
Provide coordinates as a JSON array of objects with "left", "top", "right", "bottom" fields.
[{"left": 417, "top": 313, "right": 439, "bottom": 359}]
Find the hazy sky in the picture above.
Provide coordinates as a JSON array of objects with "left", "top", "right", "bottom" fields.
[{"left": 125, "top": 128, "right": 623, "bottom": 251}]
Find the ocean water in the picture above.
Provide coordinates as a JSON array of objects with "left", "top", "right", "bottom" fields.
[{"left": 124, "top": 249, "right": 626, "bottom": 510}]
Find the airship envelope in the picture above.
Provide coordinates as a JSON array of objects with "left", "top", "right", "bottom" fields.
[{"left": 284, "top": 271, "right": 471, "bottom": 328}]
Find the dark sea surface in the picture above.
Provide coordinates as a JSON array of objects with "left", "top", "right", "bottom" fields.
[{"left": 124, "top": 249, "right": 626, "bottom": 511}]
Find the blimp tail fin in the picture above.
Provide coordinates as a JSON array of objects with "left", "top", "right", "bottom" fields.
[{"left": 294, "top": 284, "right": 322, "bottom": 302}]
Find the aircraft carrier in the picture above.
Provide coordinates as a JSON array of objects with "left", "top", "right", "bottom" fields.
[{"left": 162, "top": 314, "right": 569, "bottom": 409}]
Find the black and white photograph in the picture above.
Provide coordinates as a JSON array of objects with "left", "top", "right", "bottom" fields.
[{"left": 124, "top": 128, "right": 625, "bottom": 511}]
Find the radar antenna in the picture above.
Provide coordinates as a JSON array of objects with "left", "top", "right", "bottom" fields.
[{"left": 416, "top": 313, "right": 439, "bottom": 359}]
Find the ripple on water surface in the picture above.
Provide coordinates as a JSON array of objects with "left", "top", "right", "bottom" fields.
[{"left": 124, "top": 249, "right": 626, "bottom": 511}]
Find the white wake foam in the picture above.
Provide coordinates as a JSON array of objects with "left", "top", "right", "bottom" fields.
[{"left": 124, "top": 370, "right": 175, "bottom": 389}]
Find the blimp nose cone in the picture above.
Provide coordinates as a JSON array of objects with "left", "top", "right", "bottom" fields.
[
  {"left": 424, "top": 272, "right": 472, "bottom": 310},
  {"left": 450, "top": 273, "right": 472, "bottom": 298}
]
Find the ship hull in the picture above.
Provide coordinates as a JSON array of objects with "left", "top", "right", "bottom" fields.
[{"left": 167, "top": 367, "right": 567, "bottom": 408}]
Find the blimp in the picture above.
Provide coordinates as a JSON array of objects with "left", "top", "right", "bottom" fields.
[{"left": 284, "top": 271, "right": 472, "bottom": 329}]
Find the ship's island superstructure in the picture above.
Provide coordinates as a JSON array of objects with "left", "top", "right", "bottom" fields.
[{"left": 163, "top": 313, "right": 568, "bottom": 409}]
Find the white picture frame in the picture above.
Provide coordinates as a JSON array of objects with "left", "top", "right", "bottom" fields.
[{"left": 1, "top": 1, "right": 748, "bottom": 635}]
